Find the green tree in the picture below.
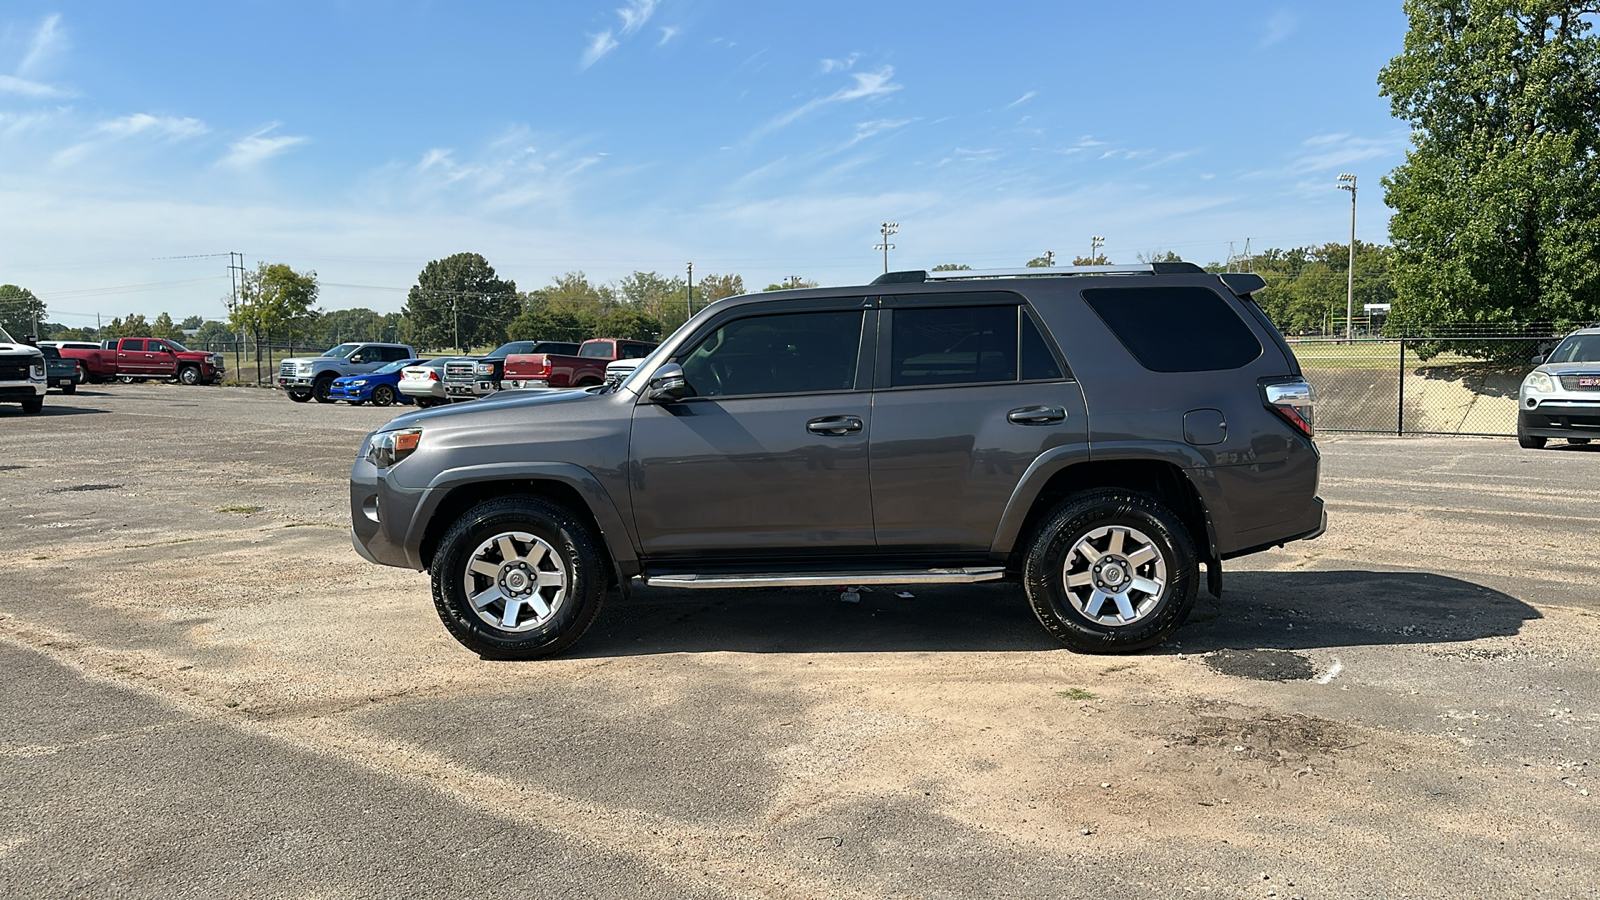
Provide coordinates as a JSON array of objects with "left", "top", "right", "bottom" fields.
[
  {"left": 403, "top": 253, "right": 517, "bottom": 352},
  {"left": 931, "top": 263, "right": 972, "bottom": 271},
  {"left": 1380, "top": 0, "right": 1600, "bottom": 329},
  {"left": 0, "top": 284, "right": 46, "bottom": 340},
  {"left": 1024, "top": 254, "right": 1056, "bottom": 267},
  {"left": 100, "top": 314, "right": 152, "bottom": 340},
  {"left": 316, "top": 307, "right": 387, "bottom": 345},
  {"left": 229, "top": 263, "right": 320, "bottom": 377},
  {"left": 180, "top": 314, "right": 205, "bottom": 331},
  {"left": 695, "top": 273, "right": 746, "bottom": 305},
  {"left": 760, "top": 276, "right": 815, "bottom": 292},
  {"left": 1071, "top": 253, "right": 1111, "bottom": 266},
  {"left": 150, "top": 312, "right": 183, "bottom": 341},
  {"left": 192, "top": 320, "right": 236, "bottom": 345},
  {"left": 600, "top": 307, "right": 664, "bottom": 341}
]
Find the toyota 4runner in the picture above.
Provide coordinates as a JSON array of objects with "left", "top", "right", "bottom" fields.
[{"left": 351, "top": 263, "right": 1325, "bottom": 659}]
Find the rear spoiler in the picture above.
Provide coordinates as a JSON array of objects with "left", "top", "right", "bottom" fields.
[{"left": 1218, "top": 273, "right": 1267, "bottom": 297}]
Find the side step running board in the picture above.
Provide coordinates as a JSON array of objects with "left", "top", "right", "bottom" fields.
[{"left": 640, "top": 568, "right": 1007, "bottom": 589}]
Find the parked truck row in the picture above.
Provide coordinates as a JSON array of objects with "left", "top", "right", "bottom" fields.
[{"left": 276, "top": 338, "right": 658, "bottom": 407}]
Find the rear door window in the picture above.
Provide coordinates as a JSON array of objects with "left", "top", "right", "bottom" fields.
[
  {"left": 122, "top": 340, "right": 145, "bottom": 352},
  {"left": 889, "top": 305, "right": 1017, "bottom": 387},
  {"left": 1081, "top": 286, "right": 1262, "bottom": 372}
]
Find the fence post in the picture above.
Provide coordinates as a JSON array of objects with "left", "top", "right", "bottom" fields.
[{"left": 1397, "top": 339, "right": 1405, "bottom": 436}]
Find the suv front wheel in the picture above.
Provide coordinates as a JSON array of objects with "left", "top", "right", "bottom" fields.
[
  {"left": 430, "top": 496, "right": 607, "bottom": 660},
  {"left": 1023, "top": 490, "right": 1198, "bottom": 653}
]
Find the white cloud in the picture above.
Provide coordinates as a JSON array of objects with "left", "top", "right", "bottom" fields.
[
  {"left": 220, "top": 125, "right": 307, "bottom": 168},
  {"left": 97, "top": 113, "right": 208, "bottom": 140},
  {"left": 819, "top": 53, "right": 859, "bottom": 74},
  {"left": 617, "top": 0, "right": 659, "bottom": 36},
  {"left": 581, "top": 30, "right": 619, "bottom": 68},
  {"left": 753, "top": 66, "right": 902, "bottom": 140},
  {"left": 849, "top": 118, "right": 914, "bottom": 145},
  {"left": 0, "top": 74, "right": 72, "bottom": 98},
  {"left": 18, "top": 14, "right": 67, "bottom": 77},
  {"left": 1004, "top": 90, "right": 1036, "bottom": 109},
  {"left": 1259, "top": 10, "right": 1297, "bottom": 48},
  {"left": 658, "top": 26, "right": 680, "bottom": 46}
]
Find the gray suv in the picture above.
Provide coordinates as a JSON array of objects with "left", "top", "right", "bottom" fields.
[{"left": 351, "top": 263, "right": 1325, "bottom": 659}]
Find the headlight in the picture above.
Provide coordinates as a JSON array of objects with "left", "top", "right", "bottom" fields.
[
  {"left": 1524, "top": 371, "right": 1555, "bottom": 393},
  {"left": 350, "top": 379, "right": 368, "bottom": 386},
  {"left": 366, "top": 427, "right": 422, "bottom": 469},
  {"left": 476, "top": 363, "right": 495, "bottom": 375},
  {"left": 29, "top": 362, "right": 44, "bottom": 380}
]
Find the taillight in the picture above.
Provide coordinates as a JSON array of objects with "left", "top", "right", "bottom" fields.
[
  {"left": 428, "top": 370, "right": 439, "bottom": 381},
  {"left": 539, "top": 358, "right": 552, "bottom": 376},
  {"left": 1263, "top": 379, "right": 1315, "bottom": 438}
]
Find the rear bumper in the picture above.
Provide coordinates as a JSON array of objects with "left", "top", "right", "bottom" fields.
[
  {"left": 503, "top": 379, "right": 551, "bottom": 390},
  {"left": 1219, "top": 497, "right": 1325, "bottom": 560}
]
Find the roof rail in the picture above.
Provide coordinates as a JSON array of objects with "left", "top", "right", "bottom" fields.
[{"left": 920, "top": 262, "right": 1204, "bottom": 281}]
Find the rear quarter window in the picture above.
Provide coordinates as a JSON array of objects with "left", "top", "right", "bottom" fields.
[{"left": 1081, "top": 286, "right": 1262, "bottom": 372}]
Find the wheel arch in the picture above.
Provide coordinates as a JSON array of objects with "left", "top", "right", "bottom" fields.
[
  {"left": 411, "top": 465, "right": 638, "bottom": 588},
  {"left": 994, "top": 450, "right": 1219, "bottom": 575}
]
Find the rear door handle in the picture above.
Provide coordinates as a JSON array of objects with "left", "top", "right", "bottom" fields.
[
  {"left": 807, "top": 415, "right": 863, "bottom": 435},
  {"left": 1007, "top": 405, "right": 1067, "bottom": 425}
]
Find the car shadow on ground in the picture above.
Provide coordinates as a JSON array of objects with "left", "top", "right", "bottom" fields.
[
  {"left": 0, "top": 403, "right": 111, "bottom": 417},
  {"left": 571, "top": 569, "right": 1538, "bottom": 658}
]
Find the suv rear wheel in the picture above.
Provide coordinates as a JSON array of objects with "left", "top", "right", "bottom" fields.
[
  {"left": 1023, "top": 490, "right": 1198, "bottom": 653},
  {"left": 430, "top": 496, "right": 606, "bottom": 660}
]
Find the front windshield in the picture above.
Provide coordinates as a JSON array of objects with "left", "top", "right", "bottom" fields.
[
  {"left": 1549, "top": 334, "right": 1600, "bottom": 364},
  {"left": 375, "top": 360, "right": 411, "bottom": 375},
  {"left": 167, "top": 340, "right": 189, "bottom": 352},
  {"left": 323, "top": 343, "right": 360, "bottom": 359},
  {"left": 489, "top": 342, "right": 533, "bottom": 357}
]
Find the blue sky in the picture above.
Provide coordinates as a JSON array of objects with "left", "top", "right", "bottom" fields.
[{"left": 0, "top": 1, "right": 1411, "bottom": 325}]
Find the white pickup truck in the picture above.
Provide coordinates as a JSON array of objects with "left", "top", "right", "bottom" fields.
[{"left": 0, "top": 324, "right": 46, "bottom": 414}]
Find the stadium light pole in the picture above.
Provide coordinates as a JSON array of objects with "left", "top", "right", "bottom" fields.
[
  {"left": 875, "top": 222, "right": 899, "bottom": 273},
  {"left": 1337, "top": 173, "right": 1357, "bottom": 338},
  {"left": 1090, "top": 235, "right": 1105, "bottom": 263}
]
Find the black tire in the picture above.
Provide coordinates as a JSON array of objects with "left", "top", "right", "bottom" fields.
[
  {"left": 61, "top": 382, "right": 76, "bottom": 395},
  {"left": 178, "top": 365, "right": 201, "bottom": 386},
  {"left": 1517, "top": 413, "right": 1547, "bottom": 449},
  {"left": 311, "top": 376, "right": 336, "bottom": 403},
  {"left": 287, "top": 390, "right": 312, "bottom": 403},
  {"left": 1023, "top": 490, "right": 1198, "bottom": 654},
  {"left": 430, "top": 496, "right": 607, "bottom": 660},
  {"left": 21, "top": 397, "right": 43, "bottom": 414},
  {"left": 1569, "top": 438, "right": 1590, "bottom": 445},
  {"left": 370, "top": 384, "right": 396, "bottom": 407}
]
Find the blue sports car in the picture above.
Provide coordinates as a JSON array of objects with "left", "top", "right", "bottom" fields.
[{"left": 329, "top": 358, "right": 429, "bottom": 407}]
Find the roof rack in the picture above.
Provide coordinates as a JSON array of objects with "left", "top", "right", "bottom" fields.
[{"left": 874, "top": 262, "right": 1205, "bottom": 285}]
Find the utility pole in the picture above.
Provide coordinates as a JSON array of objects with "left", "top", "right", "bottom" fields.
[
  {"left": 686, "top": 262, "right": 694, "bottom": 318},
  {"left": 875, "top": 222, "right": 898, "bottom": 273},
  {"left": 1044, "top": 250, "right": 1055, "bottom": 267},
  {"left": 453, "top": 296, "right": 460, "bottom": 354},
  {"left": 1090, "top": 235, "right": 1105, "bottom": 264},
  {"left": 1338, "top": 173, "right": 1357, "bottom": 338}
]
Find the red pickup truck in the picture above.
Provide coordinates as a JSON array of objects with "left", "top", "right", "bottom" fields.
[
  {"left": 58, "top": 338, "right": 226, "bottom": 386},
  {"left": 502, "top": 338, "right": 657, "bottom": 390}
]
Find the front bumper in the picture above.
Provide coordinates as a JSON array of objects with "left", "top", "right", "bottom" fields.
[
  {"left": 0, "top": 380, "right": 47, "bottom": 400},
  {"left": 1519, "top": 394, "right": 1600, "bottom": 437},
  {"left": 278, "top": 374, "right": 315, "bottom": 391}
]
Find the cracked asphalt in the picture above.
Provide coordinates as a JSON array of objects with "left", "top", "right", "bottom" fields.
[{"left": 1, "top": 383, "right": 1596, "bottom": 899}]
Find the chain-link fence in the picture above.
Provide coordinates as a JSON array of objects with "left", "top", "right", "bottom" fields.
[
  {"left": 186, "top": 340, "right": 328, "bottom": 386},
  {"left": 1291, "top": 335, "right": 1551, "bottom": 436}
]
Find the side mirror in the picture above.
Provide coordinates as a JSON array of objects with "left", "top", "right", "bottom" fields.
[
  {"left": 647, "top": 363, "right": 687, "bottom": 403},
  {"left": 1532, "top": 353, "right": 1547, "bottom": 365},
  {"left": 350, "top": 354, "right": 366, "bottom": 364}
]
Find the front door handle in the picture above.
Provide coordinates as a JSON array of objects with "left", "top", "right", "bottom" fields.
[
  {"left": 1007, "top": 405, "right": 1067, "bottom": 425},
  {"left": 807, "top": 415, "right": 863, "bottom": 435}
]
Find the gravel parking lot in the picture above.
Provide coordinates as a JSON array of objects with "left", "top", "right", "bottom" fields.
[{"left": 2, "top": 383, "right": 1597, "bottom": 899}]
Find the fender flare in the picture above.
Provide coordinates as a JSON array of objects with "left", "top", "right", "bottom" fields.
[
  {"left": 403, "top": 461, "right": 638, "bottom": 580},
  {"left": 988, "top": 441, "right": 1225, "bottom": 563}
]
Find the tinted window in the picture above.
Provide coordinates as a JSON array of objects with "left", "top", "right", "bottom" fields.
[
  {"left": 383, "top": 346, "right": 411, "bottom": 361},
  {"left": 621, "top": 342, "right": 653, "bottom": 359},
  {"left": 1020, "top": 312, "right": 1064, "bottom": 380},
  {"left": 680, "top": 310, "right": 862, "bottom": 397},
  {"left": 122, "top": 340, "right": 145, "bottom": 351},
  {"left": 579, "top": 342, "right": 613, "bottom": 359},
  {"left": 41, "top": 345, "right": 60, "bottom": 359},
  {"left": 890, "top": 306, "right": 1017, "bottom": 387},
  {"left": 1082, "top": 286, "right": 1262, "bottom": 372},
  {"left": 536, "top": 342, "right": 581, "bottom": 355}
]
